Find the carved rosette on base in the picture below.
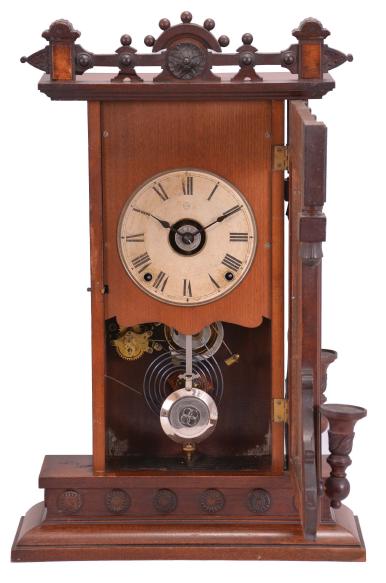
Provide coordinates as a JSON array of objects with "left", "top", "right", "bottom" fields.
[
  {"left": 199, "top": 489, "right": 225, "bottom": 513},
  {"left": 57, "top": 490, "right": 82, "bottom": 514},
  {"left": 105, "top": 489, "right": 131, "bottom": 514},
  {"left": 247, "top": 488, "right": 271, "bottom": 514},
  {"left": 153, "top": 489, "right": 177, "bottom": 514}
]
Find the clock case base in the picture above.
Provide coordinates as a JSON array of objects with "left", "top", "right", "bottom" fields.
[
  {"left": 12, "top": 505, "right": 365, "bottom": 562},
  {"left": 11, "top": 455, "right": 365, "bottom": 562}
]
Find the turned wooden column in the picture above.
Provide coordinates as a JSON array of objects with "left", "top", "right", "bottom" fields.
[{"left": 320, "top": 404, "right": 366, "bottom": 509}]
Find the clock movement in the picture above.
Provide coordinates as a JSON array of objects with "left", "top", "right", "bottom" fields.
[{"left": 12, "top": 12, "right": 367, "bottom": 561}]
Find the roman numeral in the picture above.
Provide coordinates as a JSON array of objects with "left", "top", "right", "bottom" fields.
[
  {"left": 183, "top": 176, "right": 193, "bottom": 195},
  {"left": 132, "top": 252, "right": 151, "bottom": 272},
  {"left": 153, "top": 271, "right": 168, "bottom": 291},
  {"left": 207, "top": 182, "right": 219, "bottom": 201},
  {"left": 183, "top": 279, "right": 192, "bottom": 297},
  {"left": 152, "top": 183, "right": 168, "bottom": 201},
  {"left": 209, "top": 273, "right": 220, "bottom": 289},
  {"left": 229, "top": 232, "right": 249, "bottom": 242},
  {"left": 222, "top": 253, "right": 242, "bottom": 272},
  {"left": 124, "top": 233, "right": 145, "bottom": 242}
]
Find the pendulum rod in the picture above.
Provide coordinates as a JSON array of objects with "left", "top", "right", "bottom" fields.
[{"left": 185, "top": 334, "right": 193, "bottom": 391}]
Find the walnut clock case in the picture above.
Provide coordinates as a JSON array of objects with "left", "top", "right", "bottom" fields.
[{"left": 13, "top": 13, "right": 367, "bottom": 562}]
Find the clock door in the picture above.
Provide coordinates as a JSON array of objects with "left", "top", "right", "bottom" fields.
[
  {"left": 89, "top": 98, "right": 284, "bottom": 477},
  {"left": 288, "top": 100, "right": 327, "bottom": 539}
]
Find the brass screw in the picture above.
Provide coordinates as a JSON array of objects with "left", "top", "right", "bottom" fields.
[{"left": 182, "top": 442, "right": 196, "bottom": 462}]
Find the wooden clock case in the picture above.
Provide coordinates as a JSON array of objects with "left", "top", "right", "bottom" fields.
[{"left": 12, "top": 13, "right": 366, "bottom": 562}]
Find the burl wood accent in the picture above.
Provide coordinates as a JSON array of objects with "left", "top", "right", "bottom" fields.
[
  {"left": 100, "top": 100, "right": 281, "bottom": 335},
  {"left": 52, "top": 45, "right": 73, "bottom": 80},
  {"left": 300, "top": 44, "right": 322, "bottom": 80}
]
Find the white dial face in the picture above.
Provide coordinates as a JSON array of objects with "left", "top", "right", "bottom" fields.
[{"left": 117, "top": 169, "right": 257, "bottom": 306}]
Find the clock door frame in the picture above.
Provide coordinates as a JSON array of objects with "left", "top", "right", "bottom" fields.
[
  {"left": 88, "top": 99, "right": 284, "bottom": 475},
  {"left": 287, "top": 100, "right": 327, "bottom": 537}
]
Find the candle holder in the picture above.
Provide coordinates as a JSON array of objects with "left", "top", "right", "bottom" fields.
[
  {"left": 320, "top": 404, "right": 367, "bottom": 509},
  {"left": 320, "top": 349, "right": 338, "bottom": 432}
]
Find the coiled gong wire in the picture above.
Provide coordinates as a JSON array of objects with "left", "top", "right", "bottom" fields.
[{"left": 143, "top": 351, "right": 223, "bottom": 416}]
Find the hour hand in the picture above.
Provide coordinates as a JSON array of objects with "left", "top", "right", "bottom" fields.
[
  {"left": 151, "top": 214, "right": 172, "bottom": 229},
  {"left": 133, "top": 208, "right": 172, "bottom": 229}
]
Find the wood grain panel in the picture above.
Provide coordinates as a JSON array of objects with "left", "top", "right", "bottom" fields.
[{"left": 101, "top": 100, "right": 273, "bottom": 334}]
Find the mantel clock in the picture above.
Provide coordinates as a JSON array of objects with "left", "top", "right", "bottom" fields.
[{"left": 12, "top": 12, "right": 367, "bottom": 562}]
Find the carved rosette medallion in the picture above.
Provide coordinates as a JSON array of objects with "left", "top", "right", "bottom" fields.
[
  {"left": 57, "top": 489, "right": 82, "bottom": 514},
  {"left": 105, "top": 489, "right": 131, "bottom": 514},
  {"left": 166, "top": 43, "right": 206, "bottom": 79},
  {"left": 200, "top": 489, "right": 225, "bottom": 513},
  {"left": 247, "top": 488, "right": 271, "bottom": 514},
  {"left": 153, "top": 489, "right": 177, "bottom": 514}
]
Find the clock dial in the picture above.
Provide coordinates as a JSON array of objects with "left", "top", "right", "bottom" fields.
[{"left": 117, "top": 169, "right": 257, "bottom": 306}]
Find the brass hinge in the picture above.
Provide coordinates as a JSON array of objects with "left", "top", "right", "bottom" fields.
[
  {"left": 273, "top": 398, "right": 289, "bottom": 423},
  {"left": 272, "top": 145, "right": 288, "bottom": 171}
]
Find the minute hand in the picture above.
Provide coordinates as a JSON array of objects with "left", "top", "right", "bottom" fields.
[
  {"left": 133, "top": 208, "right": 173, "bottom": 230},
  {"left": 202, "top": 205, "right": 242, "bottom": 231}
]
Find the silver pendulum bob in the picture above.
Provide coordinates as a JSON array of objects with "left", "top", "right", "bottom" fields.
[{"left": 160, "top": 334, "right": 218, "bottom": 459}]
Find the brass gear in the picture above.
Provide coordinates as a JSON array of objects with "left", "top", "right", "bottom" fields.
[{"left": 112, "top": 329, "right": 153, "bottom": 361}]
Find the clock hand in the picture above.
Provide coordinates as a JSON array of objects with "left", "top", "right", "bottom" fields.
[
  {"left": 201, "top": 205, "right": 242, "bottom": 231},
  {"left": 175, "top": 205, "right": 243, "bottom": 239},
  {"left": 151, "top": 214, "right": 173, "bottom": 229},
  {"left": 133, "top": 208, "right": 173, "bottom": 230}
]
